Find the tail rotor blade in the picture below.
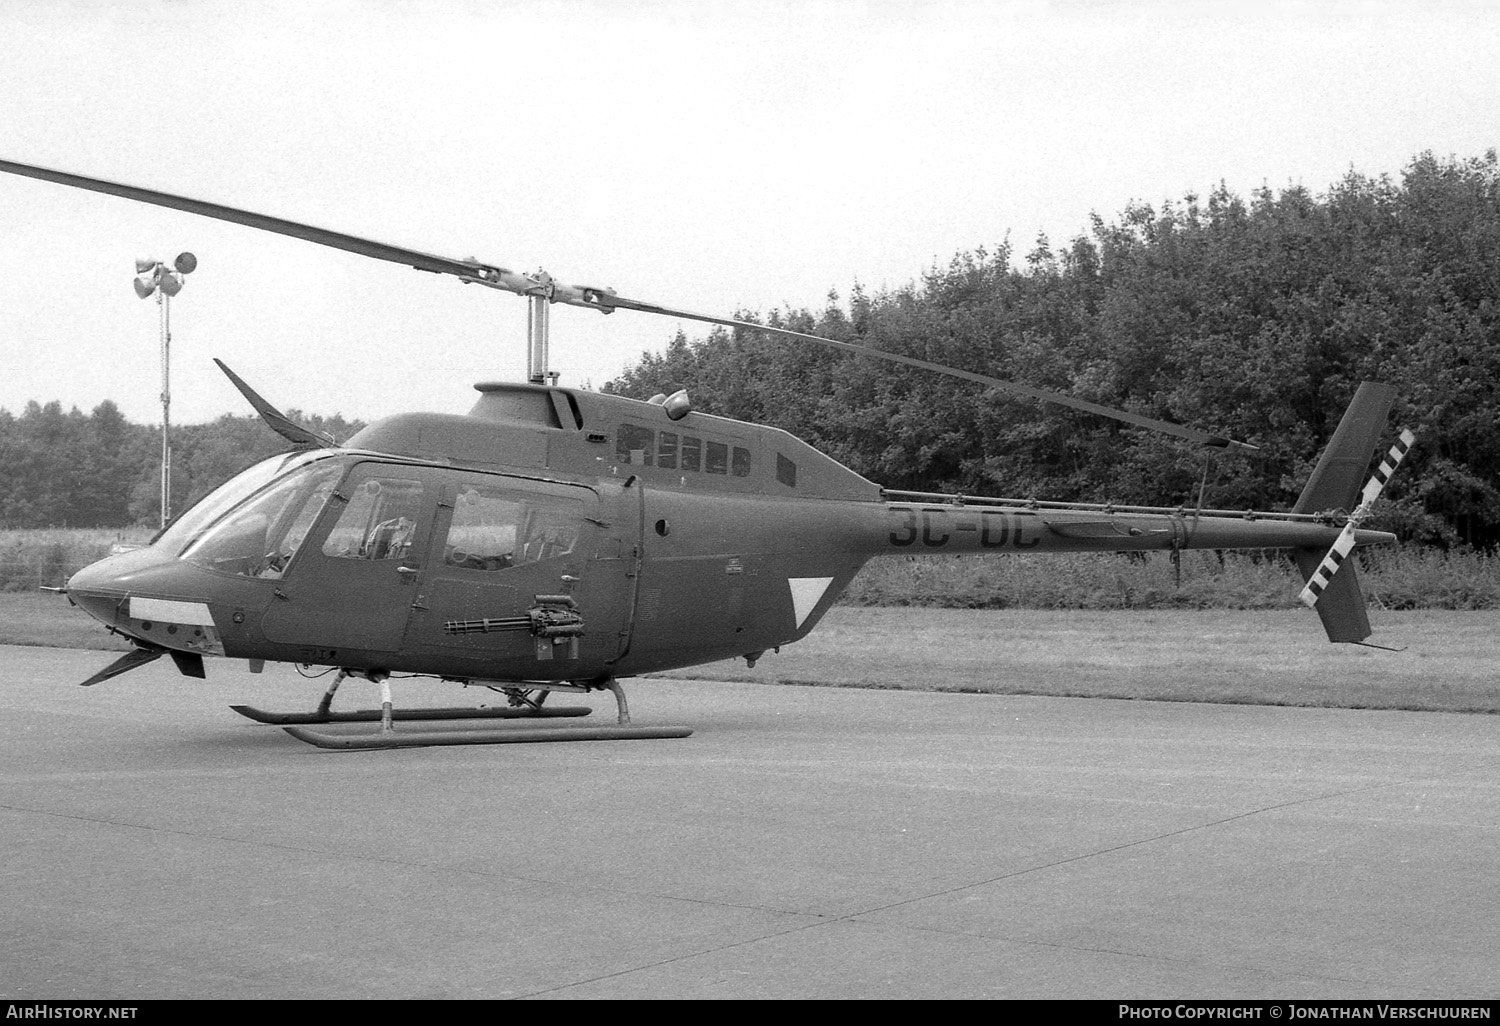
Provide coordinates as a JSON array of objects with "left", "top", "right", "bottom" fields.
[
  {"left": 1356, "top": 428, "right": 1418, "bottom": 511},
  {"left": 1299, "top": 428, "right": 1416, "bottom": 609},
  {"left": 1297, "top": 522, "right": 1362, "bottom": 610}
]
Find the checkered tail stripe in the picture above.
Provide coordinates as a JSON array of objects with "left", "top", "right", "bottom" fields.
[{"left": 1299, "top": 428, "right": 1415, "bottom": 609}]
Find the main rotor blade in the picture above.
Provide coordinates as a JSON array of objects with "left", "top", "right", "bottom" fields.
[
  {"left": 1, "top": 157, "right": 1256, "bottom": 450},
  {"left": 0, "top": 158, "right": 502, "bottom": 280},
  {"left": 592, "top": 294, "right": 1260, "bottom": 452}
]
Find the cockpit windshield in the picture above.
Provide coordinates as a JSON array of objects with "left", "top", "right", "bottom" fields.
[
  {"left": 160, "top": 452, "right": 350, "bottom": 577},
  {"left": 156, "top": 450, "right": 337, "bottom": 558}
]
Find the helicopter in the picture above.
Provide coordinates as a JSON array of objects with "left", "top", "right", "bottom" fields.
[{"left": 0, "top": 158, "right": 1412, "bottom": 750}]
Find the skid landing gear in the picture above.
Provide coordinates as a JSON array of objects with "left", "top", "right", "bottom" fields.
[
  {"left": 231, "top": 668, "right": 592, "bottom": 725},
  {"left": 236, "top": 671, "right": 691, "bottom": 750}
]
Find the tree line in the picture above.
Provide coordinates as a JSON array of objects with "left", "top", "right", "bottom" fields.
[
  {"left": 605, "top": 151, "right": 1500, "bottom": 548},
  {"left": 0, "top": 401, "right": 362, "bottom": 528},
  {"left": 6, "top": 152, "right": 1497, "bottom": 546}
]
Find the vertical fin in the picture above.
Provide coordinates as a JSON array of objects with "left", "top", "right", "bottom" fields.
[
  {"left": 1293, "top": 382, "right": 1397, "bottom": 515},
  {"left": 1290, "top": 382, "right": 1411, "bottom": 645}
]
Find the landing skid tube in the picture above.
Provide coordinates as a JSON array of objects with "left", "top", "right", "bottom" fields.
[
  {"left": 229, "top": 705, "right": 592, "bottom": 725},
  {"left": 259, "top": 674, "right": 691, "bottom": 750},
  {"left": 283, "top": 723, "right": 693, "bottom": 750}
]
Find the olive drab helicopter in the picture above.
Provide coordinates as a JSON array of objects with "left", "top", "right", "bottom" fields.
[{"left": 0, "top": 158, "right": 1414, "bottom": 751}]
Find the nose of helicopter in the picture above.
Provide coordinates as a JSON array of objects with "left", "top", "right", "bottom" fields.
[
  {"left": 67, "top": 548, "right": 226, "bottom": 656},
  {"left": 66, "top": 548, "right": 150, "bottom": 625},
  {"left": 66, "top": 569, "right": 119, "bottom": 626}
]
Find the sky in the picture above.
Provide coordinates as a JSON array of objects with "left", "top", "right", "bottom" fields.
[{"left": 1, "top": 0, "right": 1497, "bottom": 427}]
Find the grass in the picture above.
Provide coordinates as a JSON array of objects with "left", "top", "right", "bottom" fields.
[
  {"left": 647, "top": 607, "right": 1500, "bottom": 714},
  {"left": 0, "top": 528, "right": 154, "bottom": 592},
  {"left": 7, "top": 591, "right": 1494, "bottom": 715},
  {"left": 5, "top": 530, "right": 1495, "bottom": 713},
  {"left": 843, "top": 549, "right": 1500, "bottom": 610}
]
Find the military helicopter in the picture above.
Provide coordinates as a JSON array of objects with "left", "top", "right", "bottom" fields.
[{"left": 0, "top": 158, "right": 1413, "bottom": 750}]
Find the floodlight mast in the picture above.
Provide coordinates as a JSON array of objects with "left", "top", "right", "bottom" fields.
[
  {"left": 133, "top": 253, "right": 196, "bottom": 528},
  {"left": 159, "top": 291, "right": 170, "bottom": 527}
]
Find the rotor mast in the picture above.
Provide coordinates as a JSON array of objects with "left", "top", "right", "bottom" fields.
[
  {"left": 451, "top": 265, "right": 620, "bottom": 386},
  {"left": 527, "top": 274, "right": 555, "bottom": 386}
]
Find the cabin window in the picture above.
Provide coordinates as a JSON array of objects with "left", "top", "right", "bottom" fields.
[
  {"left": 516, "top": 504, "right": 579, "bottom": 564},
  {"left": 706, "top": 441, "right": 728, "bottom": 475},
  {"left": 440, "top": 479, "right": 580, "bottom": 571},
  {"left": 732, "top": 446, "right": 752, "bottom": 477},
  {"left": 616, "top": 424, "right": 654, "bottom": 465},
  {"left": 777, "top": 453, "right": 797, "bottom": 487},
  {"left": 658, "top": 432, "right": 678, "bottom": 470},
  {"left": 680, "top": 435, "right": 702, "bottom": 472},
  {"left": 443, "top": 487, "right": 523, "bottom": 571},
  {"left": 323, "top": 474, "right": 427, "bottom": 562}
]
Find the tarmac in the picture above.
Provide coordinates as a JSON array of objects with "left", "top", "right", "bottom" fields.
[{"left": 1, "top": 643, "right": 1497, "bottom": 1000}]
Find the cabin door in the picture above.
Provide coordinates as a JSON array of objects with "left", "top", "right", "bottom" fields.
[
  {"left": 403, "top": 474, "right": 633, "bottom": 678},
  {"left": 260, "top": 461, "right": 438, "bottom": 656}
]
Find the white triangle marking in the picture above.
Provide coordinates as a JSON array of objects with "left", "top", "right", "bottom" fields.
[{"left": 788, "top": 577, "right": 834, "bottom": 628}]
